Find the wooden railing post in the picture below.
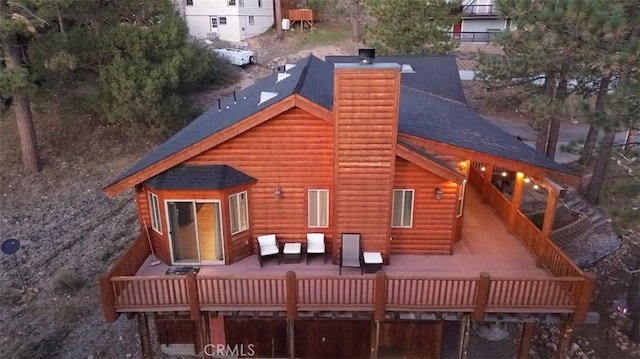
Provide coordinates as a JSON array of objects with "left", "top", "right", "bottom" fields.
[
  {"left": 474, "top": 272, "right": 491, "bottom": 322},
  {"left": 187, "top": 272, "right": 200, "bottom": 321},
  {"left": 573, "top": 273, "right": 597, "bottom": 323},
  {"left": 517, "top": 322, "right": 535, "bottom": 359},
  {"left": 99, "top": 273, "right": 118, "bottom": 323},
  {"left": 286, "top": 271, "right": 297, "bottom": 320},
  {"left": 374, "top": 271, "right": 386, "bottom": 321}
]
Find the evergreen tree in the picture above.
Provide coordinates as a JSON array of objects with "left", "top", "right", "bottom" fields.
[{"left": 364, "top": 0, "right": 461, "bottom": 55}]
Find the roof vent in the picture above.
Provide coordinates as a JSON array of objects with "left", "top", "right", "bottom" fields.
[
  {"left": 401, "top": 64, "right": 415, "bottom": 73},
  {"left": 358, "top": 48, "right": 375, "bottom": 65},
  {"left": 276, "top": 65, "right": 286, "bottom": 73},
  {"left": 258, "top": 91, "right": 278, "bottom": 105}
]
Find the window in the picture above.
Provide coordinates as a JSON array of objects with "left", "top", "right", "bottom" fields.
[
  {"left": 230, "top": 191, "right": 249, "bottom": 234},
  {"left": 249, "top": 16, "right": 255, "bottom": 25},
  {"left": 392, "top": 190, "right": 414, "bottom": 227},
  {"left": 308, "top": 189, "right": 329, "bottom": 227},
  {"left": 211, "top": 17, "right": 218, "bottom": 28},
  {"left": 186, "top": 0, "right": 193, "bottom": 5},
  {"left": 219, "top": 17, "right": 227, "bottom": 25},
  {"left": 227, "top": 0, "right": 236, "bottom": 5},
  {"left": 239, "top": 0, "right": 244, "bottom": 6},
  {"left": 258, "top": 0, "right": 262, "bottom": 7},
  {"left": 148, "top": 192, "right": 162, "bottom": 233},
  {"left": 457, "top": 181, "right": 467, "bottom": 218}
]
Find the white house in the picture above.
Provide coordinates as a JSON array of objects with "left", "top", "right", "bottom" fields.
[{"left": 178, "top": 0, "right": 274, "bottom": 42}]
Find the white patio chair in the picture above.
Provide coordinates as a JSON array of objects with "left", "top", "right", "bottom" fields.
[
  {"left": 306, "top": 233, "right": 326, "bottom": 265},
  {"left": 257, "top": 234, "right": 280, "bottom": 268}
]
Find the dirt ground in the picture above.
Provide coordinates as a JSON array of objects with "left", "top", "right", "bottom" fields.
[{"left": 1, "top": 24, "right": 639, "bottom": 359}]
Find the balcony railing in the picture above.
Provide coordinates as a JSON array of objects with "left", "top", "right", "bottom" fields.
[
  {"left": 462, "top": 5, "right": 500, "bottom": 17},
  {"left": 448, "top": 31, "right": 498, "bottom": 43}
]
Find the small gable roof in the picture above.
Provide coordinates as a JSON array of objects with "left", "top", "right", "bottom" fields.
[
  {"left": 145, "top": 165, "right": 256, "bottom": 190},
  {"left": 325, "top": 55, "right": 467, "bottom": 105}
]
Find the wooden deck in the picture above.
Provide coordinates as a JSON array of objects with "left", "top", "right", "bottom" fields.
[{"left": 99, "top": 189, "right": 595, "bottom": 323}]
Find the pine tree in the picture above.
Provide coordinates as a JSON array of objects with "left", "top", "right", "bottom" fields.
[{"left": 364, "top": 0, "right": 461, "bottom": 55}]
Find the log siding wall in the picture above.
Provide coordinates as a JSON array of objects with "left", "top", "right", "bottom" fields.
[{"left": 391, "top": 158, "right": 457, "bottom": 254}]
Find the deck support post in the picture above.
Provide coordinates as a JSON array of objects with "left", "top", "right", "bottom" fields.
[
  {"left": 370, "top": 320, "right": 380, "bottom": 359},
  {"left": 99, "top": 273, "right": 118, "bottom": 323},
  {"left": 374, "top": 271, "right": 386, "bottom": 321},
  {"left": 457, "top": 315, "right": 471, "bottom": 359},
  {"left": 541, "top": 180, "right": 560, "bottom": 240},
  {"left": 137, "top": 312, "right": 153, "bottom": 359},
  {"left": 187, "top": 272, "right": 200, "bottom": 321},
  {"left": 481, "top": 165, "right": 494, "bottom": 203},
  {"left": 286, "top": 271, "right": 297, "bottom": 320},
  {"left": 474, "top": 272, "right": 491, "bottom": 321},
  {"left": 286, "top": 320, "right": 295, "bottom": 359},
  {"left": 574, "top": 273, "right": 597, "bottom": 324},
  {"left": 556, "top": 320, "right": 574, "bottom": 359},
  {"left": 517, "top": 322, "right": 535, "bottom": 359},
  {"left": 507, "top": 172, "right": 525, "bottom": 233}
]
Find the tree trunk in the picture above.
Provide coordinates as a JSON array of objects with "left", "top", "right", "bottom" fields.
[
  {"left": 3, "top": 32, "right": 42, "bottom": 174},
  {"left": 546, "top": 61, "right": 570, "bottom": 159},
  {"left": 350, "top": 0, "right": 361, "bottom": 42},
  {"left": 585, "top": 129, "right": 615, "bottom": 205},
  {"left": 579, "top": 77, "right": 610, "bottom": 166},
  {"left": 57, "top": 6, "right": 66, "bottom": 34},
  {"left": 275, "top": 0, "right": 284, "bottom": 40}
]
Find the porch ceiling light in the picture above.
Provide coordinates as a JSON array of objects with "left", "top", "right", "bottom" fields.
[
  {"left": 435, "top": 186, "right": 443, "bottom": 201},
  {"left": 274, "top": 184, "right": 282, "bottom": 200},
  {"left": 480, "top": 166, "right": 486, "bottom": 172}
]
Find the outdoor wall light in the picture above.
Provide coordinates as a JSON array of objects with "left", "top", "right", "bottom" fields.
[
  {"left": 274, "top": 184, "right": 282, "bottom": 200},
  {"left": 435, "top": 186, "right": 443, "bottom": 201}
]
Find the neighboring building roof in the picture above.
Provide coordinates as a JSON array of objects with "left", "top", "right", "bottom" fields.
[
  {"left": 325, "top": 55, "right": 468, "bottom": 105},
  {"left": 106, "top": 54, "right": 575, "bottom": 192},
  {"left": 145, "top": 165, "right": 256, "bottom": 190}
]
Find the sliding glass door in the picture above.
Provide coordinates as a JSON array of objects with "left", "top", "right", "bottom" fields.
[{"left": 167, "top": 200, "right": 224, "bottom": 264}]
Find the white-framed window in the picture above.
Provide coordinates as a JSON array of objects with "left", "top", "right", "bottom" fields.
[
  {"left": 219, "top": 17, "right": 227, "bottom": 25},
  {"left": 211, "top": 17, "right": 218, "bottom": 28},
  {"left": 308, "top": 189, "right": 329, "bottom": 227},
  {"left": 186, "top": 0, "right": 193, "bottom": 6},
  {"left": 249, "top": 15, "right": 255, "bottom": 25},
  {"left": 239, "top": 0, "right": 244, "bottom": 6},
  {"left": 392, "top": 189, "right": 414, "bottom": 227},
  {"left": 227, "top": 0, "right": 236, "bottom": 6},
  {"left": 229, "top": 191, "right": 249, "bottom": 234},
  {"left": 148, "top": 192, "right": 162, "bottom": 234},
  {"left": 258, "top": 0, "right": 262, "bottom": 7},
  {"left": 457, "top": 181, "right": 467, "bottom": 218}
]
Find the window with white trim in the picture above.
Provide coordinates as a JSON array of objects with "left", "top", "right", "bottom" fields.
[
  {"left": 186, "top": 0, "right": 193, "bottom": 6},
  {"left": 229, "top": 191, "right": 249, "bottom": 234},
  {"left": 249, "top": 16, "right": 255, "bottom": 25},
  {"left": 219, "top": 17, "right": 227, "bottom": 25},
  {"left": 308, "top": 189, "right": 329, "bottom": 227},
  {"left": 148, "top": 192, "right": 162, "bottom": 233},
  {"left": 227, "top": 0, "right": 236, "bottom": 6},
  {"left": 457, "top": 181, "right": 466, "bottom": 218},
  {"left": 239, "top": 0, "right": 244, "bottom": 6},
  {"left": 392, "top": 189, "right": 414, "bottom": 227}
]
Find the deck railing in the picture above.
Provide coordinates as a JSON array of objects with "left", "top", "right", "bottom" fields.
[
  {"left": 448, "top": 31, "right": 498, "bottom": 43},
  {"left": 288, "top": 9, "right": 316, "bottom": 23},
  {"left": 101, "top": 271, "right": 593, "bottom": 324},
  {"left": 461, "top": 5, "right": 500, "bottom": 17}
]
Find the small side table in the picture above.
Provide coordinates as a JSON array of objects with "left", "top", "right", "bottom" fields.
[
  {"left": 283, "top": 243, "right": 302, "bottom": 264},
  {"left": 363, "top": 252, "right": 383, "bottom": 273}
]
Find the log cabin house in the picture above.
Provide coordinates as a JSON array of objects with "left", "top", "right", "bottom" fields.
[{"left": 100, "top": 51, "right": 596, "bottom": 359}]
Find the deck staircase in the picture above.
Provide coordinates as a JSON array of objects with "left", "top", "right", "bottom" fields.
[{"left": 554, "top": 190, "right": 622, "bottom": 268}]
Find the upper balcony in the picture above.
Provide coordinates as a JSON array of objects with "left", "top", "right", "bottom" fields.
[
  {"left": 99, "top": 172, "right": 595, "bottom": 325},
  {"left": 461, "top": 4, "right": 502, "bottom": 18}
]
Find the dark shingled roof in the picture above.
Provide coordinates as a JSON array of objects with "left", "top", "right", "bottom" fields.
[
  {"left": 145, "top": 165, "right": 256, "bottom": 190},
  {"left": 108, "top": 54, "right": 575, "bottom": 190},
  {"left": 325, "top": 55, "right": 467, "bottom": 105},
  {"left": 398, "top": 86, "right": 572, "bottom": 174}
]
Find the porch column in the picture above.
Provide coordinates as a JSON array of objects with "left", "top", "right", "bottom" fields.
[
  {"left": 481, "top": 165, "right": 494, "bottom": 203},
  {"left": 137, "top": 312, "right": 153, "bottom": 359},
  {"left": 517, "top": 322, "right": 535, "bottom": 359},
  {"left": 556, "top": 320, "right": 575, "bottom": 359},
  {"left": 507, "top": 172, "right": 525, "bottom": 233},
  {"left": 457, "top": 315, "right": 471, "bottom": 359},
  {"left": 541, "top": 178, "right": 563, "bottom": 239}
]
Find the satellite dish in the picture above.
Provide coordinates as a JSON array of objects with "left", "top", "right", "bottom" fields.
[
  {"left": 1, "top": 238, "right": 20, "bottom": 255},
  {"left": 1, "top": 238, "right": 26, "bottom": 288}
]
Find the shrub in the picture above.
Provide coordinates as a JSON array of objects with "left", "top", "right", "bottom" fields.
[{"left": 53, "top": 268, "right": 83, "bottom": 292}]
